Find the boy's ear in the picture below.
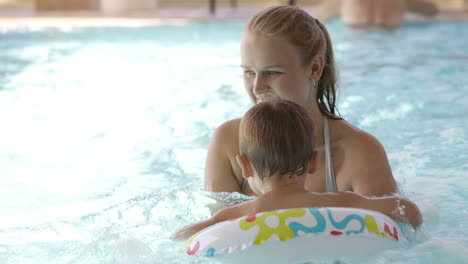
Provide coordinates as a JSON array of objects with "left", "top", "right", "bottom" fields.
[
  {"left": 235, "top": 154, "right": 253, "bottom": 179},
  {"left": 308, "top": 151, "right": 318, "bottom": 174}
]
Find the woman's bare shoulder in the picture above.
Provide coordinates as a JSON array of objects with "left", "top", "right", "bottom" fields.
[
  {"left": 346, "top": 124, "right": 386, "bottom": 154},
  {"left": 205, "top": 118, "right": 242, "bottom": 192},
  {"left": 331, "top": 119, "right": 396, "bottom": 196},
  {"left": 212, "top": 118, "right": 241, "bottom": 139},
  {"left": 332, "top": 119, "right": 384, "bottom": 150}
]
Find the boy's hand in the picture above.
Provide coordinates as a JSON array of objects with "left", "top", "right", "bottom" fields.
[
  {"left": 172, "top": 226, "right": 196, "bottom": 241},
  {"left": 172, "top": 205, "right": 242, "bottom": 241},
  {"left": 172, "top": 217, "right": 221, "bottom": 241}
]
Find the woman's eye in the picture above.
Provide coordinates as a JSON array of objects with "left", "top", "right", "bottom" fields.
[
  {"left": 266, "top": 71, "right": 280, "bottom": 76},
  {"left": 244, "top": 70, "right": 255, "bottom": 78}
]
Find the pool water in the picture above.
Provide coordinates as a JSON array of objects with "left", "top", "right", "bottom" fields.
[{"left": 0, "top": 19, "right": 467, "bottom": 264}]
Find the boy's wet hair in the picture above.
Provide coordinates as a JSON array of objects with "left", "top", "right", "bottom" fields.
[
  {"left": 239, "top": 100, "right": 315, "bottom": 181},
  {"left": 247, "top": 5, "right": 340, "bottom": 119}
]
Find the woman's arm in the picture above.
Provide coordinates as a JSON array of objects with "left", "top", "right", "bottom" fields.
[
  {"left": 347, "top": 132, "right": 398, "bottom": 197},
  {"left": 204, "top": 119, "right": 242, "bottom": 192}
]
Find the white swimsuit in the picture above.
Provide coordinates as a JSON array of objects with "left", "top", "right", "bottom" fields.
[
  {"left": 240, "top": 117, "right": 337, "bottom": 194},
  {"left": 324, "top": 117, "right": 338, "bottom": 192}
]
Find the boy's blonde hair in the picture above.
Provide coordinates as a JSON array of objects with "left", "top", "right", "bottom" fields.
[{"left": 239, "top": 100, "right": 315, "bottom": 181}]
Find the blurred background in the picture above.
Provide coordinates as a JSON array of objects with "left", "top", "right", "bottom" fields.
[
  {"left": 0, "top": 0, "right": 466, "bottom": 18},
  {"left": 0, "top": 0, "right": 467, "bottom": 29}
]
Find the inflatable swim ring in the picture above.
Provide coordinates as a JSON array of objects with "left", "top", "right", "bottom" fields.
[{"left": 183, "top": 207, "right": 405, "bottom": 263}]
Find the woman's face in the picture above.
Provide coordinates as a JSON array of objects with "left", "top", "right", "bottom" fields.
[{"left": 240, "top": 31, "right": 315, "bottom": 108}]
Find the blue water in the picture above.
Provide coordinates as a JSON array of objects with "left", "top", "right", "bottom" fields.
[{"left": 0, "top": 19, "right": 467, "bottom": 264}]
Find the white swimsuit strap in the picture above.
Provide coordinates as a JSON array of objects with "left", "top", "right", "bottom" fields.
[{"left": 324, "top": 117, "right": 338, "bottom": 192}]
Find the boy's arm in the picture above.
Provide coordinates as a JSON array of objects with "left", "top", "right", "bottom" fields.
[
  {"left": 312, "top": 0, "right": 342, "bottom": 21},
  {"left": 407, "top": 0, "right": 438, "bottom": 16},
  {"left": 380, "top": 197, "right": 423, "bottom": 228},
  {"left": 349, "top": 133, "right": 398, "bottom": 197},
  {"left": 172, "top": 205, "right": 243, "bottom": 240},
  {"left": 172, "top": 217, "right": 220, "bottom": 241},
  {"left": 345, "top": 192, "right": 423, "bottom": 229}
]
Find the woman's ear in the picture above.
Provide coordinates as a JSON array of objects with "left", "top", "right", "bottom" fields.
[
  {"left": 235, "top": 154, "right": 253, "bottom": 179},
  {"left": 310, "top": 54, "right": 325, "bottom": 81},
  {"left": 308, "top": 151, "right": 318, "bottom": 174}
]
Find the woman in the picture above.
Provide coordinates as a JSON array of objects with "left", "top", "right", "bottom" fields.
[{"left": 204, "top": 5, "right": 397, "bottom": 197}]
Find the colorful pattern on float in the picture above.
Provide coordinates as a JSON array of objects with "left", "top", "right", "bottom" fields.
[{"left": 183, "top": 207, "right": 404, "bottom": 258}]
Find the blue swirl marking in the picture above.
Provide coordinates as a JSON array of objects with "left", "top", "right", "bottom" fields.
[
  {"left": 289, "top": 208, "right": 326, "bottom": 236},
  {"left": 204, "top": 248, "right": 216, "bottom": 257},
  {"left": 326, "top": 208, "right": 365, "bottom": 235}
]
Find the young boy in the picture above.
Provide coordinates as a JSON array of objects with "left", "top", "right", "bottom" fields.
[{"left": 173, "top": 100, "right": 422, "bottom": 240}]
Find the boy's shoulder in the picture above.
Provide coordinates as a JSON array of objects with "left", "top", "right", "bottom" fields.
[
  {"left": 214, "top": 199, "right": 256, "bottom": 221},
  {"left": 301, "top": 191, "right": 360, "bottom": 208}
]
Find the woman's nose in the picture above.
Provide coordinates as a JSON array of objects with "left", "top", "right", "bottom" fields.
[{"left": 253, "top": 76, "right": 269, "bottom": 95}]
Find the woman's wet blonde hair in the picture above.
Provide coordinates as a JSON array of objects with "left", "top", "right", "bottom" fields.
[
  {"left": 247, "top": 6, "right": 340, "bottom": 119},
  {"left": 239, "top": 100, "right": 315, "bottom": 181}
]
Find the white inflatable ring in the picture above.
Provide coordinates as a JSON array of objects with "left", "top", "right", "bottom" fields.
[{"left": 183, "top": 207, "right": 405, "bottom": 262}]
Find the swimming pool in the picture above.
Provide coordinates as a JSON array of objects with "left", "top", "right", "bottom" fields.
[{"left": 0, "top": 19, "right": 467, "bottom": 264}]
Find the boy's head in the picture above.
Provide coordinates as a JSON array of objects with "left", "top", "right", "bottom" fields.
[{"left": 238, "top": 100, "right": 316, "bottom": 183}]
